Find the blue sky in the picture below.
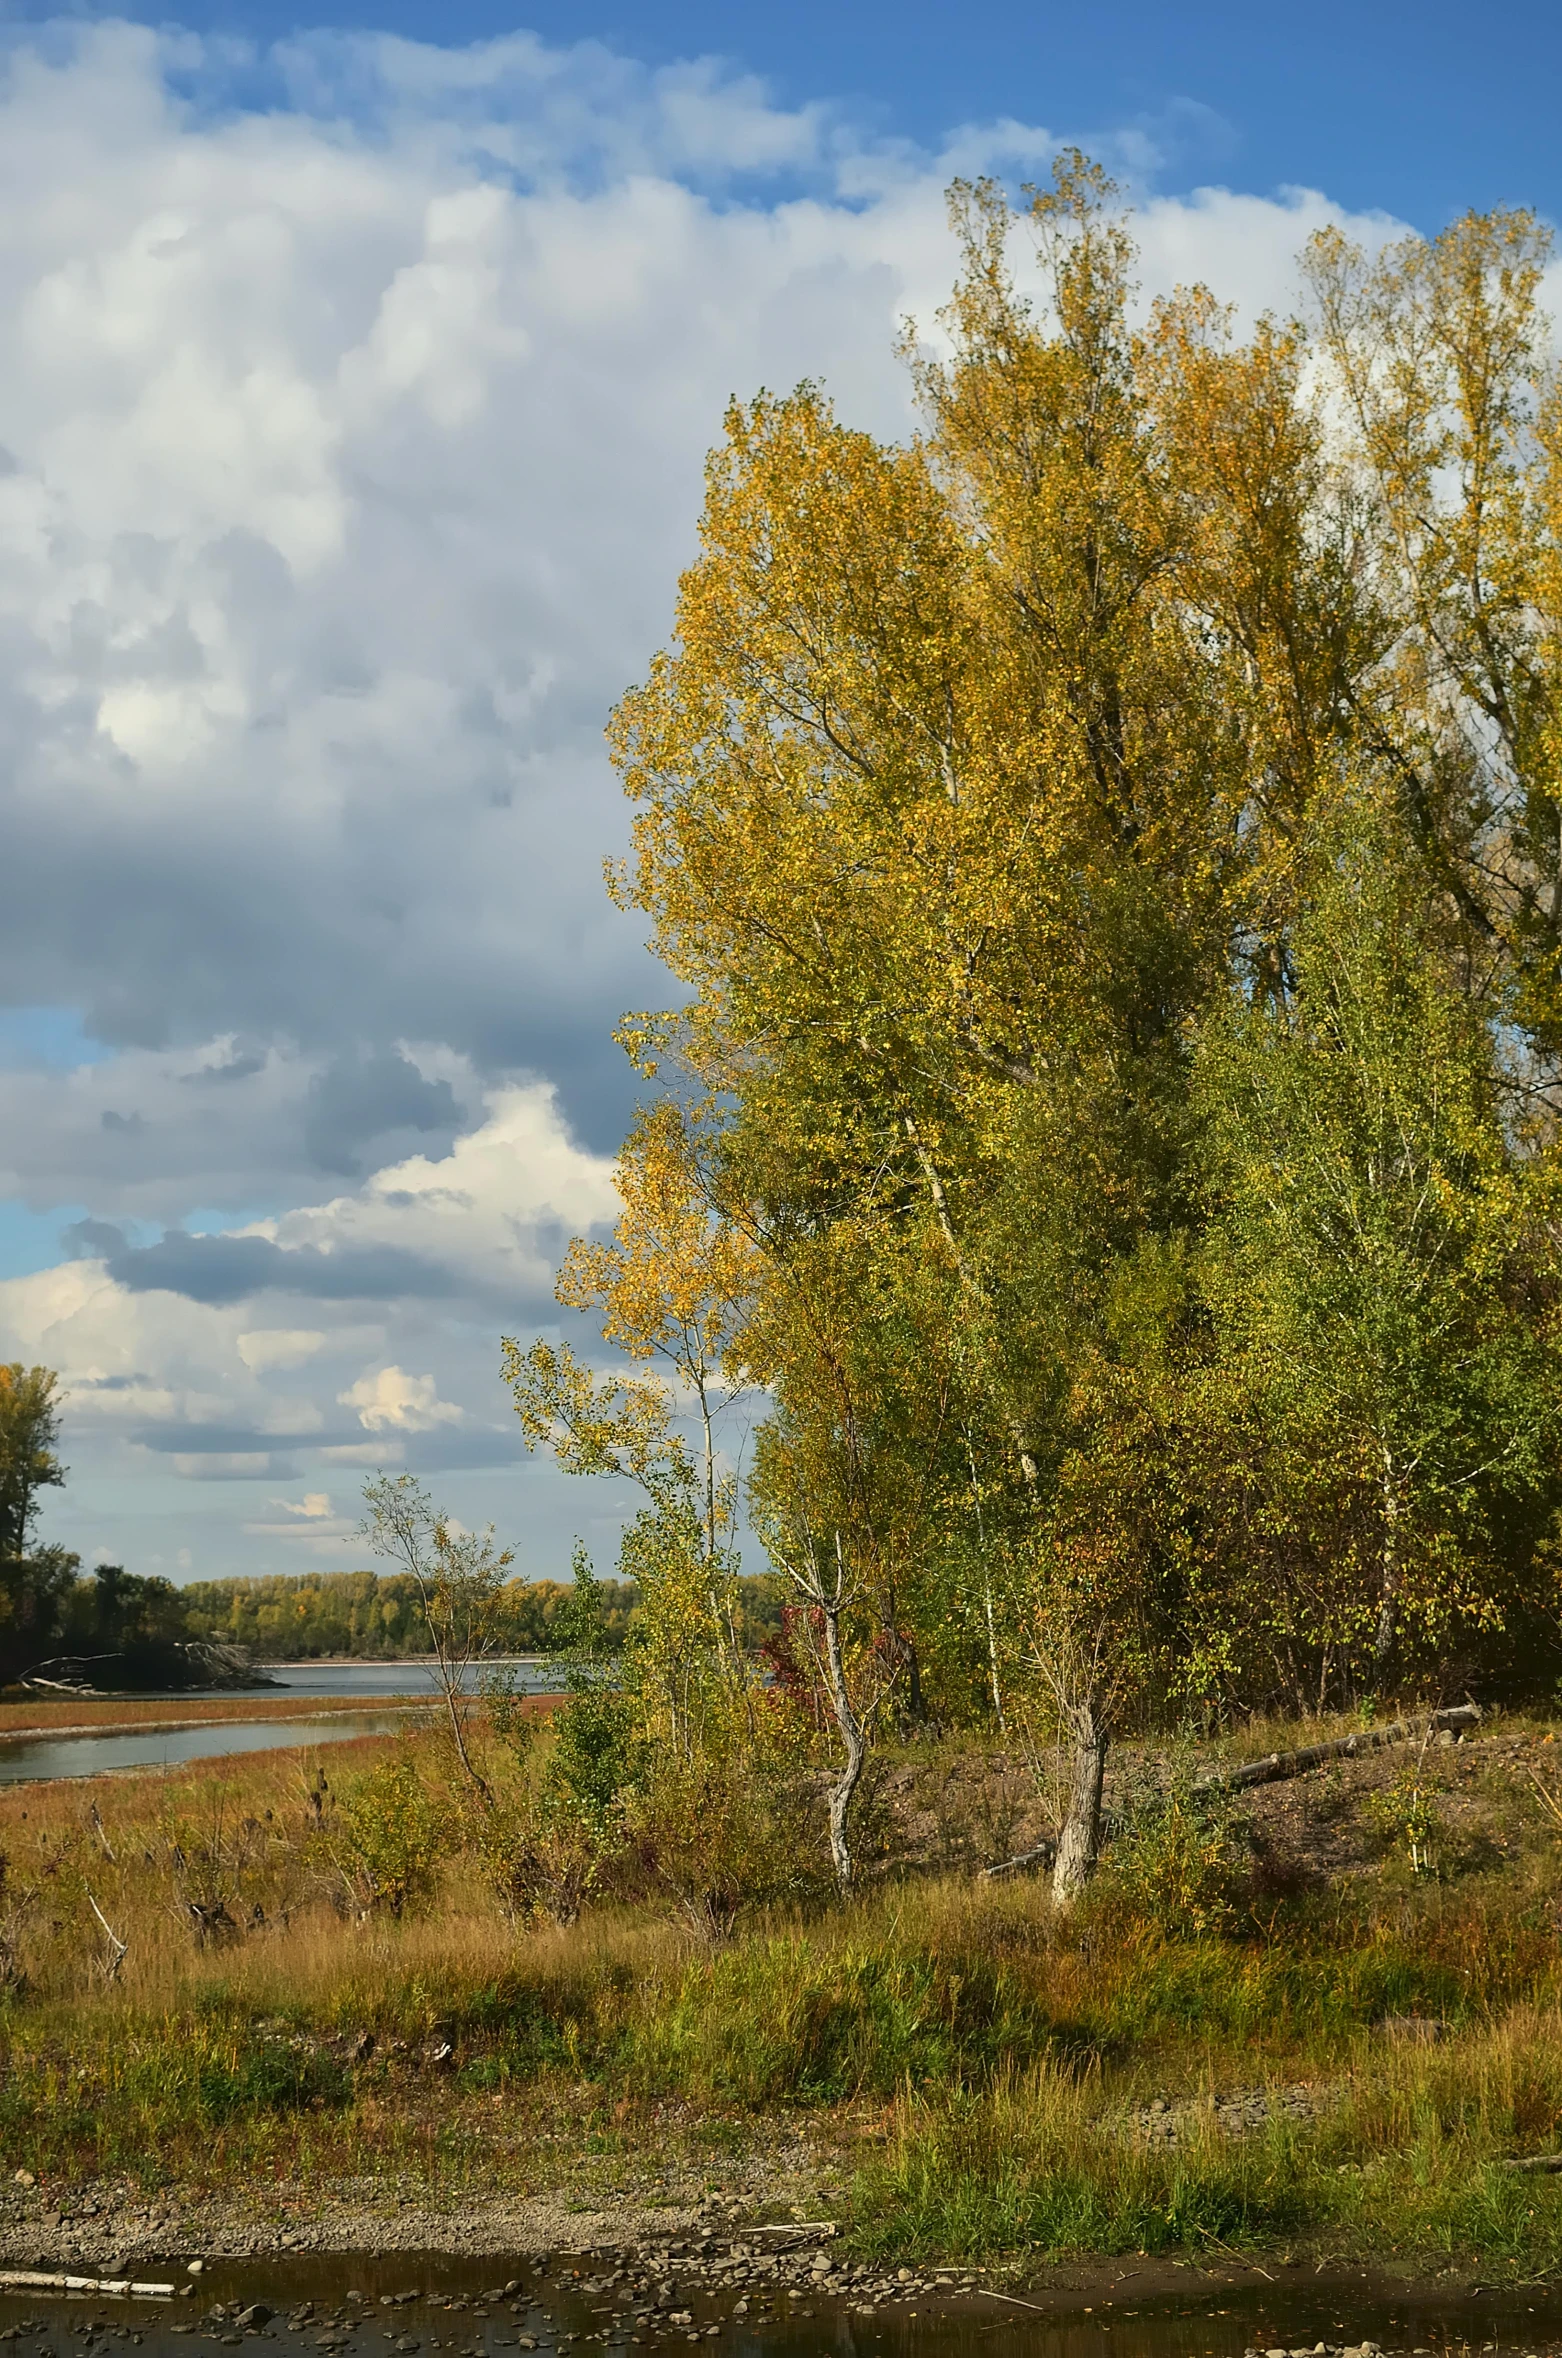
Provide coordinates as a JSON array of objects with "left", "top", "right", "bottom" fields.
[
  {"left": 37, "top": 0, "right": 1562, "bottom": 232},
  {"left": 0, "top": 0, "right": 1554, "bottom": 1590}
]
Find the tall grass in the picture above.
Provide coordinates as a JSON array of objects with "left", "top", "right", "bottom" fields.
[{"left": 3, "top": 1720, "right": 1562, "bottom": 2270}]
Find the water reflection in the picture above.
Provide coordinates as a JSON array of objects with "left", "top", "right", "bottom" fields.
[
  {"left": 246, "top": 1664, "right": 554, "bottom": 1701},
  {"left": 0, "top": 2253, "right": 1557, "bottom": 2358}
]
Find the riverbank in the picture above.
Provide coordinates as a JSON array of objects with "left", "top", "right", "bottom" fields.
[
  {"left": 0, "top": 1697, "right": 435, "bottom": 1740},
  {"left": 3, "top": 1709, "right": 1562, "bottom": 2284}
]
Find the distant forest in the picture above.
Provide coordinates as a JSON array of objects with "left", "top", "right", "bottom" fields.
[{"left": 179, "top": 1568, "right": 783, "bottom": 1661}]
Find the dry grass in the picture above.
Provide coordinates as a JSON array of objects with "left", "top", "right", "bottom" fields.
[{"left": 2, "top": 1712, "right": 1562, "bottom": 2269}]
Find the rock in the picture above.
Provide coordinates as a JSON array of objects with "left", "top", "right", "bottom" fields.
[
  {"left": 12, "top": 2170, "right": 35, "bottom": 2188},
  {"left": 234, "top": 2307, "right": 273, "bottom": 2330},
  {"left": 186, "top": 2261, "right": 204, "bottom": 2276}
]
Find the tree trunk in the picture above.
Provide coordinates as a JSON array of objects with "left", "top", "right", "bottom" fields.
[
  {"left": 1374, "top": 1444, "right": 1399, "bottom": 1667},
  {"left": 1051, "top": 1696, "right": 1108, "bottom": 1909},
  {"left": 818, "top": 1597, "right": 867, "bottom": 1894},
  {"left": 984, "top": 1580, "right": 1005, "bottom": 1730}
]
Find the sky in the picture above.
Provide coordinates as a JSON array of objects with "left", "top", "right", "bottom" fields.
[{"left": 1, "top": 0, "right": 1558, "bottom": 1593}]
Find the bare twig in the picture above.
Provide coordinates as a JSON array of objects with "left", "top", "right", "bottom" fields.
[{"left": 85, "top": 1889, "right": 128, "bottom": 1982}]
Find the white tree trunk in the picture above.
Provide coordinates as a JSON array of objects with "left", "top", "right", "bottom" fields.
[
  {"left": 1374, "top": 1443, "right": 1400, "bottom": 1667},
  {"left": 819, "top": 1596, "right": 868, "bottom": 1893}
]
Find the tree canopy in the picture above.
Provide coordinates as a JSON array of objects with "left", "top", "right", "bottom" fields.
[{"left": 518, "top": 157, "right": 1562, "bottom": 1893}]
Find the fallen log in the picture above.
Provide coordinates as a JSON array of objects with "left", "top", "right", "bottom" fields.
[
  {"left": 1502, "top": 2153, "right": 1562, "bottom": 2174},
  {"left": 1193, "top": 1705, "right": 1482, "bottom": 1796},
  {"left": 981, "top": 1838, "right": 1058, "bottom": 1881},
  {"left": 0, "top": 2271, "right": 175, "bottom": 2297}
]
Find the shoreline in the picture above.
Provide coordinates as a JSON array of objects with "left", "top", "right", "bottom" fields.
[
  {"left": 0, "top": 2176, "right": 1533, "bottom": 2315},
  {"left": 0, "top": 1702, "right": 436, "bottom": 1746}
]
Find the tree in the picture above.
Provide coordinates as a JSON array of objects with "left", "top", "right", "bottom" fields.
[
  {"left": 1190, "top": 810, "right": 1562, "bottom": 1698},
  {"left": 508, "top": 161, "right": 1562, "bottom": 1931},
  {"left": 358, "top": 1476, "right": 513, "bottom": 1804},
  {"left": 0, "top": 1365, "right": 65, "bottom": 1567},
  {"left": 0, "top": 1366, "right": 74, "bottom": 1682},
  {"left": 505, "top": 1094, "right": 759, "bottom": 1759},
  {"left": 607, "top": 159, "right": 1238, "bottom": 1888}
]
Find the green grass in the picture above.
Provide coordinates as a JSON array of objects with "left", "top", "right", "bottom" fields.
[{"left": 6, "top": 1717, "right": 1562, "bottom": 2271}]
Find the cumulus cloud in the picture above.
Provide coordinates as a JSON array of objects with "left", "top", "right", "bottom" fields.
[
  {"left": 0, "top": 15, "right": 1411, "bottom": 1581},
  {"left": 340, "top": 1365, "right": 464, "bottom": 1432}
]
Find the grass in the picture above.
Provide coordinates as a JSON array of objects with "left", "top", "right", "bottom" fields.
[{"left": 3, "top": 1708, "right": 1562, "bottom": 2274}]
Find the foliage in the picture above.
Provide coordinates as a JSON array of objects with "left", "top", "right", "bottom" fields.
[
  {"left": 0, "top": 1366, "right": 72, "bottom": 1684},
  {"left": 1364, "top": 1763, "right": 1446, "bottom": 1877},
  {"left": 1097, "top": 1764, "right": 1245, "bottom": 1938},
  {"left": 569, "top": 153, "right": 1562, "bottom": 1812},
  {"left": 338, "top": 1755, "right": 446, "bottom": 1918}
]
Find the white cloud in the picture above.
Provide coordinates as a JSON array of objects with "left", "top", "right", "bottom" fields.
[
  {"left": 238, "top": 1330, "right": 327, "bottom": 1372},
  {"left": 281, "top": 1490, "right": 334, "bottom": 1518},
  {"left": 340, "top": 1364, "right": 464, "bottom": 1431}
]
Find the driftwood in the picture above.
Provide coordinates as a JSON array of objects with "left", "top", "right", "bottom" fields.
[
  {"left": 86, "top": 1889, "right": 128, "bottom": 1982},
  {"left": 0, "top": 2270, "right": 175, "bottom": 2296},
  {"left": 740, "top": 2223, "right": 838, "bottom": 2247},
  {"left": 981, "top": 1838, "right": 1057, "bottom": 1881},
  {"left": 1503, "top": 2153, "right": 1562, "bottom": 2174},
  {"left": 1192, "top": 1704, "right": 1483, "bottom": 1796},
  {"left": 21, "top": 1640, "right": 278, "bottom": 1695}
]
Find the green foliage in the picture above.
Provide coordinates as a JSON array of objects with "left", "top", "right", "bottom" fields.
[
  {"left": 1365, "top": 1764, "right": 1446, "bottom": 1877},
  {"left": 0, "top": 1365, "right": 72, "bottom": 1683},
  {"left": 1099, "top": 1770, "right": 1245, "bottom": 1938},
  {"left": 176, "top": 1568, "right": 780, "bottom": 1662},
  {"left": 339, "top": 1756, "right": 445, "bottom": 1917}
]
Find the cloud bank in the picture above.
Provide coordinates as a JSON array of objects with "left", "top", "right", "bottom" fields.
[{"left": 0, "top": 17, "right": 1405, "bottom": 1581}]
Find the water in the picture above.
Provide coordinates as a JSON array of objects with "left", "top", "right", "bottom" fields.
[
  {"left": 0, "top": 1660, "right": 563, "bottom": 1786},
  {"left": 0, "top": 2254, "right": 1558, "bottom": 2358},
  {"left": 212, "top": 1662, "right": 555, "bottom": 1701},
  {"left": 0, "top": 1713, "right": 416, "bottom": 1786}
]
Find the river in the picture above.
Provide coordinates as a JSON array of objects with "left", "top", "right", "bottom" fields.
[{"left": 0, "top": 1660, "right": 558, "bottom": 1786}]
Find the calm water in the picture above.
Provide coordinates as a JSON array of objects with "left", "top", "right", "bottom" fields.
[
  {"left": 0, "top": 2254, "right": 1559, "bottom": 2358},
  {"left": 241, "top": 1660, "right": 559, "bottom": 1697},
  {"left": 231, "top": 1661, "right": 554, "bottom": 1700},
  {"left": 0, "top": 1661, "right": 559, "bottom": 1785},
  {"left": 0, "top": 1712, "right": 417, "bottom": 1786}
]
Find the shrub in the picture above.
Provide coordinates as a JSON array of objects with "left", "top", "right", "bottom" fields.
[
  {"left": 1099, "top": 1766, "right": 1244, "bottom": 1937},
  {"left": 339, "top": 1756, "right": 444, "bottom": 1917},
  {"left": 630, "top": 1749, "right": 825, "bottom": 1937}
]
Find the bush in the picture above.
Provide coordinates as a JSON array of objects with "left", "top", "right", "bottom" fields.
[
  {"left": 630, "top": 1749, "right": 825, "bottom": 1937},
  {"left": 1099, "top": 1765, "right": 1244, "bottom": 1937},
  {"left": 544, "top": 1685, "right": 643, "bottom": 1833},
  {"left": 340, "top": 1756, "right": 445, "bottom": 1917},
  {"left": 1364, "top": 1763, "right": 1444, "bottom": 1876}
]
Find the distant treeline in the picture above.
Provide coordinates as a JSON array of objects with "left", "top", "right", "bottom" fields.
[{"left": 178, "top": 1568, "right": 783, "bottom": 1661}]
